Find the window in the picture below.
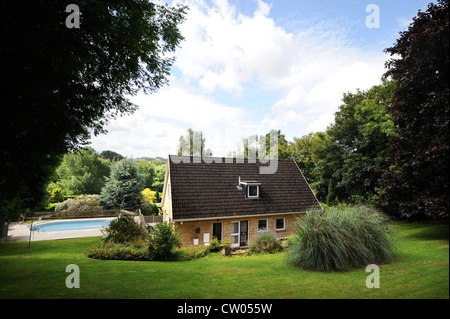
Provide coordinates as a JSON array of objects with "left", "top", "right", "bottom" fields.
[
  {"left": 203, "top": 233, "right": 210, "bottom": 246},
  {"left": 247, "top": 185, "right": 259, "bottom": 198},
  {"left": 258, "top": 219, "right": 268, "bottom": 232},
  {"left": 276, "top": 218, "right": 285, "bottom": 231}
]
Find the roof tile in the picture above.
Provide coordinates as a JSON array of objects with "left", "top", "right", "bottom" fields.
[{"left": 168, "top": 155, "right": 321, "bottom": 220}]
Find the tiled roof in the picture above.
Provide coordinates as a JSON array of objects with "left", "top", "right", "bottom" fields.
[{"left": 168, "top": 155, "right": 321, "bottom": 220}]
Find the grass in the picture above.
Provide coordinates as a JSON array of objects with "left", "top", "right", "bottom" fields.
[{"left": 0, "top": 221, "right": 448, "bottom": 299}]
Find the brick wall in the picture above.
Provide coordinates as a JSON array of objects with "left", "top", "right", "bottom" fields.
[{"left": 174, "top": 213, "right": 303, "bottom": 247}]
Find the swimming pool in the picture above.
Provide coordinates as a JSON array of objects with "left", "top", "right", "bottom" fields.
[{"left": 31, "top": 218, "right": 115, "bottom": 232}]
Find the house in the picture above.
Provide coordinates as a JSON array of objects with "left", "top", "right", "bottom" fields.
[{"left": 161, "top": 155, "right": 321, "bottom": 247}]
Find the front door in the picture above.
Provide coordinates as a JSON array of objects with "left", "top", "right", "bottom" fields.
[
  {"left": 230, "top": 221, "right": 249, "bottom": 247},
  {"left": 212, "top": 222, "right": 222, "bottom": 241},
  {"left": 239, "top": 221, "right": 248, "bottom": 246}
]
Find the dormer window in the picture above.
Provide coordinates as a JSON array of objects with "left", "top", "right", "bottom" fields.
[
  {"left": 237, "top": 177, "right": 261, "bottom": 199},
  {"left": 247, "top": 184, "right": 259, "bottom": 198}
]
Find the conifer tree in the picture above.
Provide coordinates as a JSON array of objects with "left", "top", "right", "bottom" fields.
[{"left": 100, "top": 159, "right": 143, "bottom": 211}]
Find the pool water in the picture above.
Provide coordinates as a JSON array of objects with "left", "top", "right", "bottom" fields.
[{"left": 31, "top": 218, "right": 114, "bottom": 232}]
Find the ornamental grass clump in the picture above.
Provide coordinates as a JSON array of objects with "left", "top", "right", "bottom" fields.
[{"left": 287, "top": 205, "right": 397, "bottom": 272}]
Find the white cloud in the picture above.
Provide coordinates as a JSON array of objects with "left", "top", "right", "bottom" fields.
[
  {"left": 262, "top": 39, "right": 386, "bottom": 137},
  {"left": 90, "top": 84, "right": 251, "bottom": 157},
  {"left": 175, "top": 0, "right": 297, "bottom": 94},
  {"left": 90, "top": 0, "right": 388, "bottom": 157},
  {"left": 175, "top": 0, "right": 386, "bottom": 136},
  {"left": 130, "top": 86, "right": 247, "bottom": 129},
  {"left": 90, "top": 116, "right": 186, "bottom": 158}
]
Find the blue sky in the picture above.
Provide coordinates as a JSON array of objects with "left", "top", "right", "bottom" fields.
[{"left": 90, "top": 0, "right": 431, "bottom": 158}]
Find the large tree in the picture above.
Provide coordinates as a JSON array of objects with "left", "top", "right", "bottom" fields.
[
  {"left": 0, "top": 1, "right": 187, "bottom": 219},
  {"left": 54, "top": 147, "right": 111, "bottom": 195},
  {"left": 381, "top": 0, "right": 449, "bottom": 219},
  {"left": 177, "top": 128, "right": 213, "bottom": 157},
  {"left": 311, "top": 80, "right": 396, "bottom": 204},
  {"left": 136, "top": 158, "right": 166, "bottom": 193},
  {"left": 290, "top": 131, "right": 331, "bottom": 199}
]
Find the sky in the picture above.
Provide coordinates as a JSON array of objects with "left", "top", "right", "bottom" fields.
[{"left": 89, "top": 0, "right": 431, "bottom": 159}]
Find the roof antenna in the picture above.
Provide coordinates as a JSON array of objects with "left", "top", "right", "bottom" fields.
[{"left": 237, "top": 176, "right": 243, "bottom": 190}]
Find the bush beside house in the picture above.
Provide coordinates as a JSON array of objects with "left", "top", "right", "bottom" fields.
[{"left": 287, "top": 205, "right": 397, "bottom": 272}]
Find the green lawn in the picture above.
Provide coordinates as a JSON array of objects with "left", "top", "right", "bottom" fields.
[{"left": 0, "top": 221, "right": 448, "bottom": 299}]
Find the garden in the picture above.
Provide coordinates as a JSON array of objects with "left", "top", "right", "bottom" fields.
[
  {"left": 0, "top": 0, "right": 448, "bottom": 302},
  {"left": 1, "top": 206, "right": 448, "bottom": 299}
]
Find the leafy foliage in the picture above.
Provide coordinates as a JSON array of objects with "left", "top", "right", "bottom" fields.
[
  {"left": 54, "top": 147, "right": 111, "bottom": 196},
  {"left": 99, "top": 150, "right": 125, "bottom": 162},
  {"left": 100, "top": 159, "right": 143, "bottom": 211},
  {"left": 319, "top": 80, "right": 396, "bottom": 204},
  {"left": 290, "top": 81, "right": 395, "bottom": 204},
  {"left": 147, "top": 222, "right": 182, "bottom": 261},
  {"left": 0, "top": 0, "right": 187, "bottom": 220},
  {"left": 136, "top": 159, "right": 166, "bottom": 193},
  {"left": 290, "top": 132, "right": 328, "bottom": 184},
  {"left": 381, "top": 0, "right": 449, "bottom": 219},
  {"left": 249, "top": 232, "right": 283, "bottom": 254},
  {"left": 208, "top": 237, "right": 222, "bottom": 252},
  {"left": 141, "top": 188, "right": 157, "bottom": 204},
  {"left": 101, "top": 214, "right": 147, "bottom": 244},
  {"left": 141, "top": 188, "right": 159, "bottom": 215},
  {"left": 87, "top": 242, "right": 149, "bottom": 261},
  {"left": 287, "top": 206, "right": 397, "bottom": 272},
  {"left": 48, "top": 188, "right": 65, "bottom": 203}
]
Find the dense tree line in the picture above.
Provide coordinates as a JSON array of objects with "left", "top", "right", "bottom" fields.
[
  {"left": 45, "top": 147, "right": 166, "bottom": 214},
  {"left": 252, "top": 1, "right": 449, "bottom": 220},
  {"left": 380, "top": 0, "right": 448, "bottom": 219},
  {"left": 233, "top": 80, "right": 395, "bottom": 206},
  {"left": 289, "top": 80, "right": 396, "bottom": 206}
]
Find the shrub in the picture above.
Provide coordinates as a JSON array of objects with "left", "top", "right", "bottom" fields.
[
  {"left": 220, "top": 239, "right": 232, "bottom": 256},
  {"left": 48, "top": 187, "right": 65, "bottom": 203},
  {"left": 87, "top": 242, "right": 149, "bottom": 261},
  {"left": 221, "top": 239, "right": 232, "bottom": 249},
  {"left": 208, "top": 237, "right": 222, "bottom": 252},
  {"left": 148, "top": 222, "right": 182, "bottom": 261},
  {"left": 249, "top": 232, "right": 283, "bottom": 254},
  {"left": 175, "top": 245, "right": 209, "bottom": 261},
  {"left": 141, "top": 188, "right": 159, "bottom": 215},
  {"left": 102, "top": 213, "right": 148, "bottom": 244},
  {"left": 287, "top": 205, "right": 397, "bottom": 272},
  {"left": 54, "top": 194, "right": 103, "bottom": 216}
]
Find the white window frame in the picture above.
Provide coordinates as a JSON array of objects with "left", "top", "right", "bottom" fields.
[
  {"left": 247, "top": 185, "right": 259, "bottom": 198},
  {"left": 275, "top": 218, "right": 285, "bottom": 231},
  {"left": 231, "top": 221, "right": 240, "bottom": 247},
  {"left": 203, "top": 233, "right": 210, "bottom": 246},
  {"left": 257, "top": 219, "right": 268, "bottom": 232}
]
